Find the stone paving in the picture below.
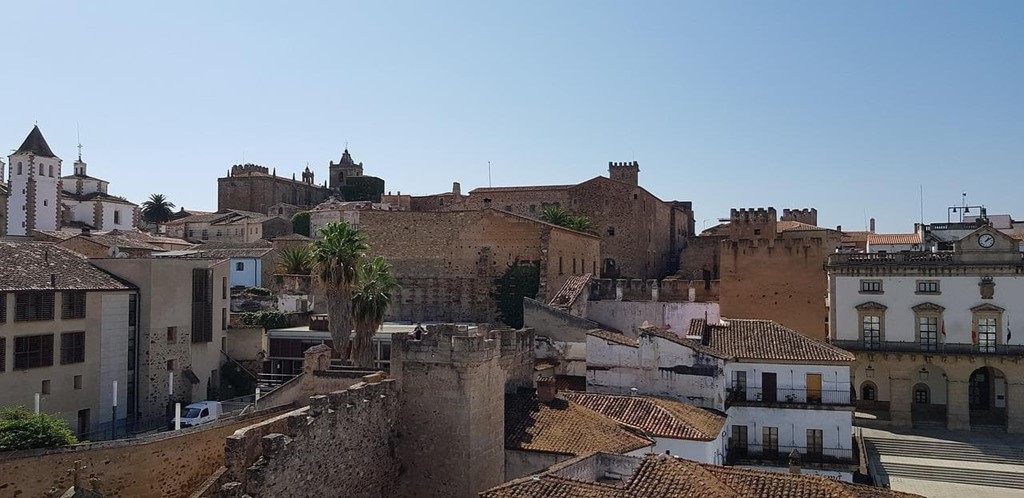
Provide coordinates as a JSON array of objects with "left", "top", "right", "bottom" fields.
[{"left": 863, "top": 426, "right": 1024, "bottom": 497}]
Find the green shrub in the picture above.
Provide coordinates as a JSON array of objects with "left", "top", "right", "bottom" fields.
[
  {"left": 245, "top": 287, "right": 273, "bottom": 297},
  {"left": 241, "top": 310, "right": 288, "bottom": 329},
  {"left": 0, "top": 406, "right": 78, "bottom": 452}
]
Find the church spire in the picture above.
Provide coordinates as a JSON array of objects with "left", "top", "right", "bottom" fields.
[{"left": 15, "top": 125, "right": 57, "bottom": 158}]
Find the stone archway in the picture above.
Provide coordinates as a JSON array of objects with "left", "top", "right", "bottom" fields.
[
  {"left": 970, "top": 366, "right": 1008, "bottom": 429},
  {"left": 910, "top": 365, "right": 948, "bottom": 428}
]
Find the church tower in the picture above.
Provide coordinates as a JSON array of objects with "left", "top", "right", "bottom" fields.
[
  {"left": 7, "top": 126, "right": 61, "bottom": 236},
  {"left": 328, "top": 149, "right": 363, "bottom": 190}
]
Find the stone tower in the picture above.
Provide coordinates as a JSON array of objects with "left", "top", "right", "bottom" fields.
[
  {"left": 608, "top": 160, "right": 639, "bottom": 186},
  {"left": 7, "top": 126, "right": 61, "bottom": 236},
  {"left": 391, "top": 328, "right": 508, "bottom": 498},
  {"left": 329, "top": 149, "right": 363, "bottom": 190}
]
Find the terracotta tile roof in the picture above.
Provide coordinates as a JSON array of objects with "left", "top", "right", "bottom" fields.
[
  {"left": 777, "top": 221, "right": 832, "bottom": 233},
  {"left": 504, "top": 393, "right": 653, "bottom": 456},
  {"left": 0, "top": 242, "right": 135, "bottom": 291},
  {"left": 481, "top": 453, "right": 922, "bottom": 498},
  {"left": 560, "top": 393, "right": 725, "bottom": 441},
  {"left": 867, "top": 233, "right": 921, "bottom": 245},
  {"left": 640, "top": 328, "right": 730, "bottom": 360},
  {"left": 59, "top": 233, "right": 165, "bottom": 251},
  {"left": 554, "top": 375, "right": 586, "bottom": 392},
  {"left": 169, "top": 247, "right": 275, "bottom": 259},
  {"left": 686, "top": 319, "right": 855, "bottom": 363},
  {"left": 548, "top": 273, "right": 592, "bottom": 308},
  {"left": 586, "top": 329, "right": 639, "bottom": 347}
]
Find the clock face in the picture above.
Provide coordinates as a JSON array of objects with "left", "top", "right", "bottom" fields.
[{"left": 978, "top": 233, "right": 996, "bottom": 248}]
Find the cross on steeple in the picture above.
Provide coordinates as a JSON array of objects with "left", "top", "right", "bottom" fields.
[{"left": 77, "top": 142, "right": 83, "bottom": 161}]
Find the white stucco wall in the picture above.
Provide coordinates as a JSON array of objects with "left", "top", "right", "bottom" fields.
[
  {"left": 833, "top": 275, "right": 1024, "bottom": 344},
  {"left": 102, "top": 203, "right": 135, "bottom": 230},
  {"left": 587, "top": 301, "right": 720, "bottom": 336},
  {"left": 6, "top": 153, "right": 60, "bottom": 235},
  {"left": 629, "top": 434, "right": 726, "bottom": 465},
  {"left": 535, "top": 339, "right": 587, "bottom": 377},
  {"left": 230, "top": 258, "right": 263, "bottom": 287},
  {"left": 724, "top": 363, "right": 851, "bottom": 404},
  {"left": 99, "top": 294, "right": 131, "bottom": 425},
  {"left": 725, "top": 406, "right": 853, "bottom": 457}
]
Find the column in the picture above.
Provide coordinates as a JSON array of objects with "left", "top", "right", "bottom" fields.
[
  {"left": 947, "top": 378, "right": 971, "bottom": 431},
  {"left": 1007, "top": 382, "right": 1024, "bottom": 434},
  {"left": 889, "top": 373, "right": 912, "bottom": 428}
]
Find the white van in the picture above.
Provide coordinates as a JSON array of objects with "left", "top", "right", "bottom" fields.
[{"left": 177, "top": 401, "right": 223, "bottom": 428}]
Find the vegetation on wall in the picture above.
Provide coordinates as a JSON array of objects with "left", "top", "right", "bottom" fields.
[
  {"left": 292, "top": 211, "right": 311, "bottom": 237},
  {"left": 277, "top": 246, "right": 314, "bottom": 275},
  {"left": 241, "top": 310, "right": 288, "bottom": 329},
  {"left": 540, "top": 206, "right": 595, "bottom": 235},
  {"left": 0, "top": 406, "right": 78, "bottom": 451},
  {"left": 492, "top": 262, "right": 540, "bottom": 329}
]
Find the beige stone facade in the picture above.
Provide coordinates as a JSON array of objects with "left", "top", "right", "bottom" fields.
[{"left": 165, "top": 209, "right": 291, "bottom": 243}]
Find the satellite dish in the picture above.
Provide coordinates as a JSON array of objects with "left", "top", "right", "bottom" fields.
[{"left": 107, "top": 246, "right": 120, "bottom": 257}]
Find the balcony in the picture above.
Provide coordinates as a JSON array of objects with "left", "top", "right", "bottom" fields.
[
  {"left": 726, "top": 443, "right": 854, "bottom": 466},
  {"left": 827, "top": 250, "right": 1024, "bottom": 268},
  {"left": 726, "top": 386, "right": 852, "bottom": 408},
  {"left": 832, "top": 339, "right": 1024, "bottom": 356}
]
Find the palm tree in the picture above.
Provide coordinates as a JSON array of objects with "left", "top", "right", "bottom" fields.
[
  {"left": 311, "top": 222, "right": 368, "bottom": 359},
  {"left": 351, "top": 257, "right": 400, "bottom": 368},
  {"left": 141, "top": 194, "right": 176, "bottom": 226},
  {"left": 276, "top": 246, "right": 314, "bottom": 275},
  {"left": 566, "top": 215, "right": 595, "bottom": 234},
  {"left": 540, "top": 206, "right": 571, "bottom": 226}
]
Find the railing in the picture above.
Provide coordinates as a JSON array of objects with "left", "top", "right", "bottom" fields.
[
  {"left": 727, "top": 443, "right": 854, "bottom": 465},
  {"left": 832, "top": 339, "right": 1024, "bottom": 355},
  {"left": 726, "top": 386, "right": 851, "bottom": 407},
  {"left": 827, "top": 251, "right": 1023, "bottom": 267}
]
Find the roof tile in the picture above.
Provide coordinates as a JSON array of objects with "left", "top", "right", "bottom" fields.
[
  {"left": 686, "top": 319, "right": 854, "bottom": 363},
  {"left": 561, "top": 392, "right": 725, "bottom": 441},
  {"left": 0, "top": 242, "right": 135, "bottom": 291}
]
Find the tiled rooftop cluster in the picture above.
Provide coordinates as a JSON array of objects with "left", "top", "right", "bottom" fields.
[{"left": 0, "top": 242, "right": 134, "bottom": 291}]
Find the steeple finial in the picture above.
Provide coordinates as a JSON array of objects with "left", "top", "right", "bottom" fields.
[{"left": 77, "top": 122, "right": 83, "bottom": 161}]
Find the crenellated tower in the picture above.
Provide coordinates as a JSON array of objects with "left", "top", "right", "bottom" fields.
[
  {"left": 728, "top": 207, "right": 777, "bottom": 241},
  {"left": 608, "top": 160, "right": 639, "bottom": 186}
]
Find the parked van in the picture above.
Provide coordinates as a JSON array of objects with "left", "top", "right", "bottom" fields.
[{"left": 176, "top": 401, "right": 223, "bottom": 428}]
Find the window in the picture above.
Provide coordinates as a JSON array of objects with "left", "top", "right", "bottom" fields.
[
  {"left": 607, "top": 226, "right": 615, "bottom": 236},
  {"left": 74, "top": 375, "right": 83, "bottom": 390},
  {"left": 0, "top": 338, "right": 5, "bottom": 372},
  {"left": 222, "top": 277, "right": 228, "bottom": 299},
  {"left": 572, "top": 258, "right": 577, "bottom": 274},
  {"left": 167, "top": 327, "right": 177, "bottom": 343},
  {"left": 913, "top": 384, "right": 929, "bottom": 404},
  {"left": 114, "top": 210, "right": 122, "bottom": 225},
  {"left": 48, "top": 165, "right": 53, "bottom": 177},
  {"left": 221, "top": 308, "right": 228, "bottom": 330},
  {"left": 762, "top": 427, "right": 779, "bottom": 457},
  {"left": 916, "top": 280, "right": 940, "bottom": 294},
  {"left": 806, "top": 429, "right": 824, "bottom": 457},
  {"left": 919, "top": 316, "right": 939, "bottom": 352},
  {"left": 16, "top": 162, "right": 21, "bottom": 175},
  {"left": 558, "top": 257, "right": 563, "bottom": 275},
  {"left": 43, "top": 199, "right": 48, "bottom": 207},
  {"left": 167, "top": 359, "right": 175, "bottom": 371},
  {"left": 860, "top": 280, "right": 883, "bottom": 293},
  {"left": 235, "top": 262, "right": 245, "bottom": 271},
  {"left": 15, "top": 292, "right": 55, "bottom": 321},
  {"left": 861, "top": 382, "right": 876, "bottom": 401},
  {"left": 62, "top": 291, "right": 87, "bottom": 319},
  {"left": 0, "top": 292, "right": 6, "bottom": 322},
  {"left": 41, "top": 380, "right": 51, "bottom": 395},
  {"left": 730, "top": 425, "right": 748, "bottom": 455},
  {"left": 731, "top": 371, "right": 747, "bottom": 401},
  {"left": 60, "top": 332, "right": 85, "bottom": 364},
  {"left": 201, "top": 229, "right": 209, "bottom": 240},
  {"left": 14, "top": 334, "right": 54, "bottom": 369},
  {"left": 188, "top": 230, "right": 195, "bottom": 238},
  {"left": 216, "top": 229, "right": 222, "bottom": 237},
  {"left": 862, "top": 316, "right": 881, "bottom": 350},
  {"left": 978, "top": 317, "right": 997, "bottom": 353}
]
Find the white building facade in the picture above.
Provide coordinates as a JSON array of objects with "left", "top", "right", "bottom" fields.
[
  {"left": 829, "top": 222, "right": 1024, "bottom": 433},
  {"left": 6, "top": 126, "right": 61, "bottom": 236},
  {"left": 60, "top": 156, "right": 139, "bottom": 231}
]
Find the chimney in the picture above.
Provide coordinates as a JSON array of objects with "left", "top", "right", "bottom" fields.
[
  {"left": 452, "top": 182, "right": 461, "bottom": 196},
  {"left": 869, "top": 218, "right": 876, "bottom": 233},
  {"left": 788, "top": 449, "right": 802, "bottom": 475},
  {"left": 836, "top": 225, "right": 842, "bottom": 232},
  {"left": 50, "top": 274, "right": 57, "bottom": 288},
  {"left": 81, "top": 227, "right": 91, "bottom": 236},
  {"left": 536, "top": 378, "right": 557, "bottom": 403}
]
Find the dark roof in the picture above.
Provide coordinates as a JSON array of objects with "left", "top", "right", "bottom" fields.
[
  {"left": 271, "top": 233, "right": 313, "bottom": 241},
  {"left": 686, "top": 319, "right": 855, "bottom": 363},
  {"left": 561, "top": 393, "right": 725, "bottom": 441},
  {"left": 504, "top": 392, "right": 653, "bottom": 456},
  {"left": 548, "top": 274, "right": 592, "bottom": 309},
  {"left": 60, "top": 173, "right": 108, "bottom": 182},
  {"left": 15, "top": 126, "right": 57, "bottom": 158},
  {"left": 469, "top": 184, "right": 574, "bottom": 194},
  {"left": 61, "top": 190, "right": 137, "bottom": 205},
  {"left": 59, "top": 233, "right": 165, "bottom": 251},
  {"left": 482, "top": 453, "right": 923, "bottom": 498},
  {"left": 0, "top": 242, "right": 135, "bottom": 291},
  {"left": 586, "top": 329, "right": 639, "bottom": 347},
  {"left": 166, "top": 245, "right": 274, "bottom": 259}
]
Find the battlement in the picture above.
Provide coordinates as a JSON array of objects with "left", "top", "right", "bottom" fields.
[
  {"left": 608, "top": 160, "right": 640, "bottom": 186},
  {"left": 728, "top": 207, "right": 778, "bottom": 240},
  {"left": 589, "top": 277, "right": 719, "bottom": 302},
  {"left": 781, "top": 207, "right": 818, "bottom": 226},
  {"left": 729, "top": 207, "right": 777, "bottom": 223},
  {"left": 608, "top": 161, "right": 640, "bottom": 169},
  {"left": 391, "top": 325, "right": 534, "bottom": 365},
  {"left": 230, "top": 163, "right": 269, "bottom": 175}
]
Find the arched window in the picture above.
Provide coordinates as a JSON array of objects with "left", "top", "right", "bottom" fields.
[
  {"left": 913, "top": 384, "right": 930, "bottom": 404},
  {"left": 861, "top": 382, "right": 877, "bottom": 401}
]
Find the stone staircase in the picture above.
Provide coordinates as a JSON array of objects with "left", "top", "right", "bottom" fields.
[{"left": 866, "top": 431, "right": 1024, "bottom": 491}]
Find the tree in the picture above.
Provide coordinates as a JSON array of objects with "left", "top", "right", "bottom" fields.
[
  {"left": 0, "top": 406, "right": 78, "bottom": 451},
  {"left": 491, "top": 263, "right": 540, "bottom": 328},
  {"left": 292, "top": 211, "right": 311, "bottom": 237},
  {"left": 311, "top": 222, "right": 368, "bottom": 359},
  {"left": 540, "top": 206, "right": 571, "bottom": 227},
  {"left": 277, "top": 246, "right": 314, "bottom": 275},
  {"left": 351, "top": 257, "right": 400, "bottom": 368},
  {"left": 566, "top": 215, "right": 595, "bottom": 234},
  {"left": 140, "top": 194, "right": 176, "bottom": 226}
]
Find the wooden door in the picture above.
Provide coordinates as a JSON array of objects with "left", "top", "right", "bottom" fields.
[
  {"left": 761, "top": 372, "right": 777, "bottom": 403},
  {"left": 806, "top": 373, "right": 822, "bottom": 404}
]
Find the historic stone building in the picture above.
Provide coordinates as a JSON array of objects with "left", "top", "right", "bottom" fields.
[
  {"left": 382, "top": 161, "right": 695, "bottom": 279},
  {"left": 828, "top": 219, "right": 1024, "bottom": 433},
  {"left": 217, "top": 149, "right": 385, "bottom": 214},
  {"left": 678, "top": 207, "right": 842, "bottom": 340}
]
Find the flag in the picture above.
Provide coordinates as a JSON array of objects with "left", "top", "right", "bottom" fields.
[
  {"left": 1008, "top": 319, "right": 1013, "bottom": 343},
  {"left": 941, "top": 321, "right": 946, "bottom": 338},
  {"left": 971, "top": 326, "right": 978, "bottom": 346}
]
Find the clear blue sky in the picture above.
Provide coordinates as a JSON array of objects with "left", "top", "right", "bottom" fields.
[{"left": 3, "top": 1, "right": 1022, "bottom": 233}]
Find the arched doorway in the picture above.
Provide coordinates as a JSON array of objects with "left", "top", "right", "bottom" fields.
[
  {"left": 910, "top": 365, "right": 947, "bottom": 428},
  {"left": 969, "top": 367, "right": 1008, "bottom": 429}
]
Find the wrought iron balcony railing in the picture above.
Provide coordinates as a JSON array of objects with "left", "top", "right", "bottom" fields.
[{"left": 726, "top": 385, "right": 852, "bottom": 407}]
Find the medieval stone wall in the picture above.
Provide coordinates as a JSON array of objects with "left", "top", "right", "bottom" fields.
[
  {"left": 218, "top": 172, "right": 329, "bottom": 213},
  {"left": 677, "top": 235, "right": 724, "bottom": 281}
]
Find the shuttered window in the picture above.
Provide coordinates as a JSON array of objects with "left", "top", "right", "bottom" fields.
[
  {"left": 61, "top": 332, "right": 86, "bottom": 364},
  {"left": 0, "top": 292, "right": 6, "bottom": 323},
  {"left": 62, "top": 292, "right": 87, "bottom": 319},
  {"left": 0, "top": 338, "right": 6, "bottom": 372},
  {"left": 15, "top": 292, "right": 55, "bottom": 321},
  {"left": 191, "top": 269, "right": 214, "bottom": 343},
  {"left": 14, "top": 334, "right": 54, "bottom": 369}
]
